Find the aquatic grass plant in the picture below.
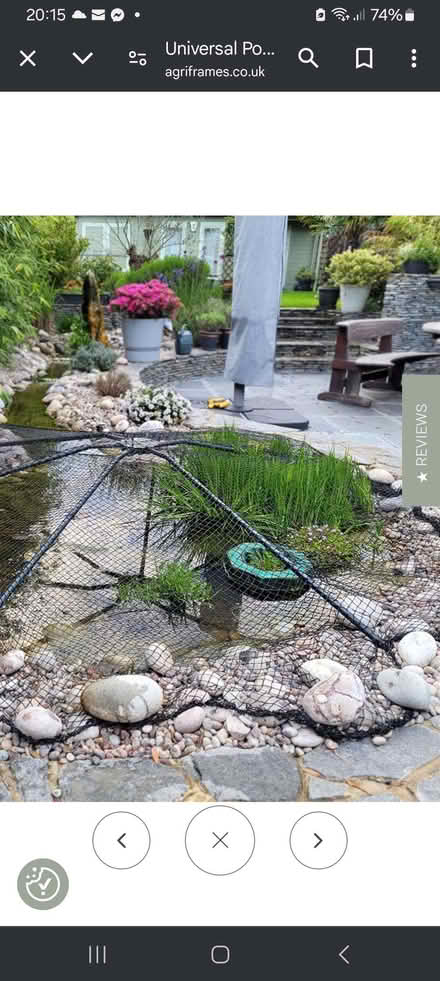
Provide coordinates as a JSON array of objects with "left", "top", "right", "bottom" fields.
[
  {"left": 153, "top": 427, "right": 374, "bottom": 562},
  {"left": 118, "top": 561, "right": 212, "bottom": 618}
]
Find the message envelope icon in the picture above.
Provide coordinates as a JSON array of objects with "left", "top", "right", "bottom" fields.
[{"left": 92, "top": 9, "right": 106, "bottom": 19}]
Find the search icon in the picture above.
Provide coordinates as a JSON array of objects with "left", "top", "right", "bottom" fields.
[{"left": 298, "top": 47, "right": 319, "bottom": 69}]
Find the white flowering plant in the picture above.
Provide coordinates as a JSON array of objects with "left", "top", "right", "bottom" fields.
[{"left": 124, "top": 385, "right": 192, "bottom": 426}]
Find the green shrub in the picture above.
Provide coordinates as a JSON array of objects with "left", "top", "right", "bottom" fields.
[
  {"left": 399, "top": 237, "right": 440, "bottom": 272},
  {"left": 296, "top": 266, "right": 314, "bottom": 279},
  {"left": 76, "top": 255, "right": 121, "bottom": 292},
  {"left": 118, "top": 562, "right": 212, "bottom": 617},
  {"left": 287, "top": 525, "right": 384, "bottom": 573},
  {"left": 67, "top": 317, "right": 90, "bottom": 353},
  {"left": 72, "top": 342, "right": 117, "bottom": 373},
  {"left": 56, "top": 312, "right": 81, "bottom": 334},
  {"left": 328, "top": 248, "right": 394, "bottom": 286},
  {"left": 154, "top": 428, "right": 373, "bottom": 562}
]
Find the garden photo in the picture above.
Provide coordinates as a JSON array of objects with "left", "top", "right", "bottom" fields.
[{"left": 1, "top": 214, "right": 440, "bottom": 804}]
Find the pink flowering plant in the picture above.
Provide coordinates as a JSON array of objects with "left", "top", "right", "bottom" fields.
[{"left": 110, "top": 280, "right": 182, "bottom": 320}]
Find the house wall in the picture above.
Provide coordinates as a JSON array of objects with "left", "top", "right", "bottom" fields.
[
  {"left": 284, "top": 226, "right": 320, "bottom": 289},
  {"left": 76, "top": 216, "right": 226, "bottom": 276}
]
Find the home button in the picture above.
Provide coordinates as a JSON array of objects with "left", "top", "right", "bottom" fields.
[{"left": 211, "top": 945, "right": 231, "bottom": 965}]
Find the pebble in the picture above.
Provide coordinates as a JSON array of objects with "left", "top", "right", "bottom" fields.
[
  {"left": 398, "top": 630, "right": 437, "bottom": 668},
  {"left": 372, "top": 735, "right": 387, "bottom": 746},
  {"left": 14, "top": 706, "right": 63, "bottom": 741},
  {"left": 292, "top": 727, "right": 324, "bottom": 748},
  {"left": 0, "top": 650, "right": 25, "bottom": 675},
  {"left": 302, "top": 670, "right": 365, "bottom": 726},
  {"left": 81, "top": 675, "right": 163, "bottom": 723},
  {"left": 366, "top": 468, "right": 395, "bottom": 484},
  {"left": 144, "top": 642, "right": 174, "bottom": 676},
  {"left": 303, "top": 658, "right": 344, "bottom": 683},
  {"left": 72, "top": 726, "right": 100, "bottom": 743},
  {"left": 174, "top": 707, "right": 206, "bottom": 734},
  {"left": 0, "top": 750, "right": 9, "bottom": 760},
  {"left": 225, "top": 715, "right": 250, "bottom": 739},
  {"left": 377, "top": 666, "right": 432, "bottom": 711}
]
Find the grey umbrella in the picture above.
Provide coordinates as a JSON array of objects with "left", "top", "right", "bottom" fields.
[{"left": 224, "top": 215, "right": 308, "bottom": 429}]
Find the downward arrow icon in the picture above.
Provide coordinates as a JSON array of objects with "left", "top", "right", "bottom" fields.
[{"left": 72, "top": 51, "right": 94, "bottom": 64}]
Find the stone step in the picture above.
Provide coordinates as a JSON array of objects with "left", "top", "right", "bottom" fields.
[
  {"left": 277, "top": 324, "right": 339, "bottom": 340},
  {"left": 276, "top": 339, "right": 360, "bottom": 358},
  {"left": 276, "top": 339, "right": 335, "bottom": 358},
  {"left": 275, "top": 356, "right": 333, "bottom": 373}
]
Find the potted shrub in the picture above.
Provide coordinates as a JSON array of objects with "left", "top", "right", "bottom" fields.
[
  {"left": 295, "top": 266, "right": 314, "bottom": 291},
  {"left": 318, "top": 280, "right": 340, "bottom": 310},
  {"left": 197, "top": 310, "right": 226, "bottom": 351},
  {"left": 328, "top": 249, "right": 393, "bottom": 314},
  {"left": 109, "top": 280, "right": 182, "bottom": 363},
  {"left": 399, "top": 238, "right": 440, "bottom": 275}
]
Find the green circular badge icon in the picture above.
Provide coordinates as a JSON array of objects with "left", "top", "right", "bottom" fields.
[{"left": 17, "top": 859, "right": 69, "bottom": 910}]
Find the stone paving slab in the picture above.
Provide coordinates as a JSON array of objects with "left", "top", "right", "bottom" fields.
[
  {"left": 58, "top": 760, "right": 188, "bottom": 802},
  {"left": 307, "top": 778, "right": 348, "bottom": 801},
  {"left": 304, "top": 726, "right": 440, "bottom": 781},
  {"left": 0, "top": 759, "right": 51, "bottom": 801},
  {"left": 415, "top": 774, "right": 440, "bottom": 801},
  {"left": 184, "top": 747, "right": 301, "bottom": 802}
]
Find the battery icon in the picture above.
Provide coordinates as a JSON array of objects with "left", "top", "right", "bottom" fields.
[{"left": 405, "top": 8, "right": 415, "bottom": 21}]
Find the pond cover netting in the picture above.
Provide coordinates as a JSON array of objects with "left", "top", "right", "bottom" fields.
[{"left": 0, "top": 424, "right": 438, "bottom": 741}]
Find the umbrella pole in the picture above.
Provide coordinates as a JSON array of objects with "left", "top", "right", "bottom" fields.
[{"left": 233, "top": 383, "right": 245, "bottom": 411}]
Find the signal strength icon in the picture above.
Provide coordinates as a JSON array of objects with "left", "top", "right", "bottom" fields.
[
  {"left": 354, "top": 8, "right": 366, "bottom": 20},
  {"left": 331, "top": 6, "right": 350, "bottom": 20}
]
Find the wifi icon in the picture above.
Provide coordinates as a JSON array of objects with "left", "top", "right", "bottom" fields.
[{"left": 332, "top": 6, "right": 351, "bottom": 19}]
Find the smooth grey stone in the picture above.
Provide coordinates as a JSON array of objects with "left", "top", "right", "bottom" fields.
[
  {"left": 305, "top": 726, "right": 440, "bottom": 781},
  {"left": 308, "top": 778, "right": 347, "bottom": 800},
  {"left": 183, "top": 747, "right": 301, "bottom": 801},
  {"left": 58, "top": 759, "right": 187, "bottom": 802}
]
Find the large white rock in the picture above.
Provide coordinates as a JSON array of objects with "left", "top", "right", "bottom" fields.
[
  {"left": 144, "top": 642, "right": 174, "bottom": 676},
  {"left": 398, "top": 630, "right": 438, "bottom": 668},
  {"left": 81, "top": 675, "right": 163, "bottom": 723},
  {"left": 377, "top": 666, "right": 432, "bottom": 711},
  {"left": 302, "top": 670, "right": 365, "bottom": 726},
  {"left": 174, "top": 706, "right": 205, "bottom": 733},
  {"left": 15, "top": 706, "right": 62, "bottom": 741},
  {"left": 115, "top": 419, "right": 130, "bottom": 433},
  {"left": 303, "top": 658, "right": 345, "bottom": 683},
  {"left": 0, "top": 649, "right": 25, "bottom": 675},
  {"left": 366, "top": 468, "right": 395, "bottom": 484},
  {"left": 99, "top": 397, "right": 114, "bottom": 410}
]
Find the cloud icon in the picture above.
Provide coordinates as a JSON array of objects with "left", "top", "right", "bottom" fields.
[{"left": 72, "top": 9, "right": 87, "bottom": 17}]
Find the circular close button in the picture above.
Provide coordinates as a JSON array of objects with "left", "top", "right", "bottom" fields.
[
  {"left": 289, "top": 811, "right": 348, "bottom": 870},
  {"left": 93, "top": 811, "right": 151, "bottom": 870},
  {"left": 185, "top": 805, "right": 255, "bottom": 876}
]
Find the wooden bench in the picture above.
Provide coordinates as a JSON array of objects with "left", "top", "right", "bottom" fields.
[
  {"left": 422, "top": 322, "right": 440, "bottom": 343},
  {"left": 318, "top": 318, "right": 440, "bottom": 408}
]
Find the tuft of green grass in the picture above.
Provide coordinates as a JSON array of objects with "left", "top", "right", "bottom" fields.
[
  {"left": 153, "top": 428, "right": 374, "bottom": 562},
  {"left": 118, "top": 562, "right": 213, "bottom": 614}
]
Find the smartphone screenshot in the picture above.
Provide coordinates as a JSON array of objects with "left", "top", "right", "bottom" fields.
[{"left": 1, "top": 2, "right": 439, "bottom": 976}]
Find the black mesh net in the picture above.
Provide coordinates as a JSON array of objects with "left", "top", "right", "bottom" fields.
[{"left": 0, "top": 424, "right": 438, "bottom": 741}]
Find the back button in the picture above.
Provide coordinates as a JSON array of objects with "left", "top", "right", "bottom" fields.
[{"left": 92, "top": 811, "right": 151, "bottom": 870}]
